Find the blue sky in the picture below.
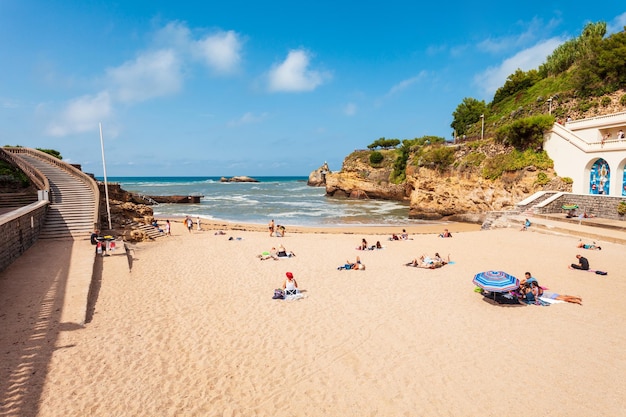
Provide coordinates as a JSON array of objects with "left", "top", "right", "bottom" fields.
[{"left": 1, "top": 2, "right": 625, "bottom": 177}]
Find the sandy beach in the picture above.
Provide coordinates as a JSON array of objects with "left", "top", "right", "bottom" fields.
[{"left": 2, "top": 220, "right": 625, "bottom": 416}]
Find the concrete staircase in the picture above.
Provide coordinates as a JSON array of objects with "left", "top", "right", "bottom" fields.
[{"left": 16, "top": 154, "right": 96, "bottom": 239}]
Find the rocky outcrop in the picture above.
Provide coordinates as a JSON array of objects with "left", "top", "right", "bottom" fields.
[
  {"left": 325, "top": 171, "right": 408, "bottom": 200},
  {"left": 220, "top": 176, "right": 259, "bottom": 183},
  {"left": 406, "top": 166, "right": 569, "bottom": 220},
  {"left": 324, "top": 151, "right": 410, "bottom": 200},
  {"left": 307, "top": 162, "right": 331, "bottom": 187},
  {"left": 325, "top": 143, "right": 571, "bottom": 220}
]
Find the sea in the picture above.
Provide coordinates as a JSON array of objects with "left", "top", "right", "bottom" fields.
[{"left": 102, "top": 176, "right": 441, "bottom": 228}]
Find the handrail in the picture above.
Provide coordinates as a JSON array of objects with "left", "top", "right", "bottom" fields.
[
  {"left": 549, "top": 123, "right": 626, "bottom": 152},
  {"left": 566, "top": 110, "right": 626, "bottom": 126},
  {"left": 0, "top": 147, "right": 49, "bottom": 194},
  {"left": 4, "top": 147, "right": 100, "bottom": 229}
]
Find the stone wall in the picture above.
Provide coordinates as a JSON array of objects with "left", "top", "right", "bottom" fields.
[
  {"left": 0, "top": 202, "right": 48, "bottom": 272},
  {"left": 536, "top": 194, "right": 626, "bottom": 220}
]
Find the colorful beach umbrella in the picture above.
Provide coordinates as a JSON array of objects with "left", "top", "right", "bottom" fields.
[{"left": 473, "top": 270, "right": 520, "bottom": 293}]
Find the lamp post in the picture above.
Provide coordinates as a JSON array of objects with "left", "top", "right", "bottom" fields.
[
  {"left": 547, "top": 97, "right": 553, "bottom": 115},
  {"left": 480, "top": 114, "right": 484, "bottom": 140}
]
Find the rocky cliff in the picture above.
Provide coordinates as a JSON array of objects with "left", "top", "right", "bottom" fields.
[{"left": 321, "top": 142, "right": 571, "bottom": 221}]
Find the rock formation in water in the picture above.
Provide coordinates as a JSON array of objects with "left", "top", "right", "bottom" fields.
[
  {"left": 307, "top": 162, "right": 331, "bottom": 187},
  {"left": 220, "top": 176, "right": 259, "bottom": 183}
]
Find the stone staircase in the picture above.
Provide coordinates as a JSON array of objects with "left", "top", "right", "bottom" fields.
[
  {"left": 128, "top": 221, "right": 165, "bottom": 240},
  {"left": 16, "top": 154, "right": 96, "bottom": 239}
]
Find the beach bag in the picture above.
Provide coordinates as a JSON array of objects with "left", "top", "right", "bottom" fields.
[{"left": 273, "top": 289, "right": 284, "bottom": 299}]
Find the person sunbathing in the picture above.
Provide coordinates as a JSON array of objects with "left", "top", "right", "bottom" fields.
[
  {"left": 438, "top": 229, "right": 452, "bottom": 238},
  {"left": 524, "top": 281, "right": 582, "bottom": 305},
  {"left": 338, "top": 256, "right": 365, "bottom": 270},
  {"left": 577, "top": 241, "right": 601, "bottom": 250},
  {"left": 258, "top": 247, "right": 279, "bottom": 260},
  {"left": 406, "top": 254, "right": 450, "bottom": 268}
]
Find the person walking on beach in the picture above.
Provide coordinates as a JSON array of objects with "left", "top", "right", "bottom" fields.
[
  {"left": 185, "top": 216, "right": 193, "bottom": 233},
  {"left": 269, "top": 219, "right": 275, "bottom": 236},
  {"left": 165, "top": 220, "right": 171, "bottom": 236},
  {"left": 196, "top": 216, "right": 202, "bottom": 231}
]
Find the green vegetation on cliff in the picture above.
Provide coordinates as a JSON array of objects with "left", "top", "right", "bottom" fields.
[{"left": 343, "top": 20, "right": 624, "bottom": 188}]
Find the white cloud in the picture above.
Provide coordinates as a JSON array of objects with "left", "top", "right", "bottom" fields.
[
  {"left": 193, "top": 31, "right": 243, "bottom": 74},
  {"left": 608, "top": 12, "right": 626, "bottom": 34},
  {"left": 387, "top": 72, "right": 426, "bottom": 96},
  {"left": 343, "top": 103, "right": 357, "bottom": 116},
  {"left": 153, "top": 21, "right": 192, "bottom": 50},
  {"left": 46, "top": 91, "right": 112, "bottom": 136},
  {"left": 107, "top": 49, "right": 182, "bottom": 103},
  {"left": 228, "top": 111, "right": 268, "bottom": 126},
  {"left": 267, "top": 49, "right": 328, "bottom": 92},
  {"left": 474, "top": 37, "right": 564, "bottom": 98},
  {"left": 477, "top": 17, "right": 561, "bottom": 54}
]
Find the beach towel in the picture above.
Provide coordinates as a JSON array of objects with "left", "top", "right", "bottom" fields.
[{"left": 539, "top": 296, "right": 565, "bottom": 304}]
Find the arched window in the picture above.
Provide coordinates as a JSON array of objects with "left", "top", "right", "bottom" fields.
[{"left": 589, "top": 159, "right": 610, "bottom": 195}]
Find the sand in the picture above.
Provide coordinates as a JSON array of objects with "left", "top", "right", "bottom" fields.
[{"left": 2, "top": 220, "right": 625, "bottom": 416}]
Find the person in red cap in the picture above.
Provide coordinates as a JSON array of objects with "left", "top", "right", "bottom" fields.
[{"left": 282, "top": 272, "right": 299, "bottom": 295}]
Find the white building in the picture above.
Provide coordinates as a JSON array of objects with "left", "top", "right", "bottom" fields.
[{"left": 544, "top": 111, "right": 626, "bottom": 196}]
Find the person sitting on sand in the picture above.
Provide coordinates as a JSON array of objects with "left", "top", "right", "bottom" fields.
[
  {"left": 359, "top": 238, "right": 368, "bottom": 250},
  {"left": 438, "top": 229, "right": 452, "bottom": 238},
  {"left": 276, "top": 244, "right": 296, "bottom": 257},
  {"left": 520, "top": 272, "right": 538, "bottom": 287},
  {"left": 389, "top": 233, "right": 400, "bottom": 241},
  {"left": 518, "top": 280, "right": 543, "bottom": 304},
  {"left": 369, "top": 241, "right": 382, "bottom": 250},
  {"left": 577, "top": 241, "right": 601, "bottom": 250},
  {"left": 282, "top": 272, "right": 299, "bottom": 296},
  {"left": 400, "top": 229, "right": 409, "bottom": 240},
  {"left": 569, "top": 254, "right": 590, "bottom": 270},
  {"left": 520, "top": 218, "right": 531, "bottom": 231},
  {"left": 431, "top": 253, "right": 450, "bottom": 267},
  {"left": 275, "top": 224, "right": 286, "bottom": 237}
]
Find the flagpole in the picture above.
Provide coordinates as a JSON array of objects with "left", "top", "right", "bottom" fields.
[{"left": 99, "top": 122, "right": 112, "bottom": 230}]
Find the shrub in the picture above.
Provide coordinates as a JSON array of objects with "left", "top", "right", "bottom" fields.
[
  {"left": 562, "top": 177, "right": 573, "bottom": 184},
  {"left": 482, "top": 149, "right": 553, "bottom": 180},
  {"left": 535, "top": 172, "right": 550, "bottom": 185},
  {"left": 369, "top": 151, "right": 384, "bottom": 165},
  {"left": 417, "top": 146, "right": 456, "bottom": 171},
  {"left": 620, "top": 94, "right": 626, "bottom": 106},
  {"left": 600, "top": 96, "right": 612, "bottom": 107},
  {"left": 618, "top": 201, "right": 626, "bottom": 216},
  {"left": 495, "top": 114, "right": 555, "bottom": 150}
]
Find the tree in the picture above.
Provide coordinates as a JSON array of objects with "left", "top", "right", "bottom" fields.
[
  {"left": 451, "top": 98, "right": 486, "bottom": 136},
  {"left": 492, "top": 69, "right": 540, "bottom": 105},
  {"left": 367, "top": 138, "right": 400, "bottom": 149}
]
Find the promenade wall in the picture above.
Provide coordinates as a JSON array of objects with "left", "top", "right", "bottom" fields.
[
  {"left": 535, "top": 193, "right": 626, "bottom": 219},
  {"left": 0, "top": 201, "right": 48, "bottom": 272}
]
